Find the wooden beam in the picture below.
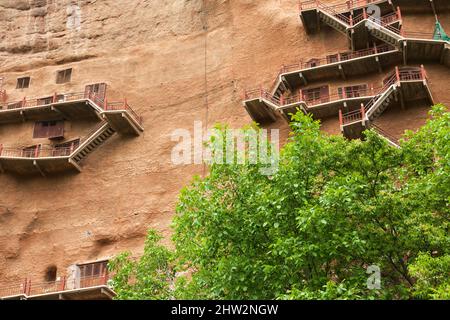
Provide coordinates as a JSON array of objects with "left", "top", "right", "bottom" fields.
[
  {"left": 20, "top": 110, "right": 26, "bottom": 122},
  {"left": 375, "top": 56, "right": 382, "bottom": 73},
  {"left": 33, "top": 160, "right": 46, "bottom": 177},
  {"left": 51, "top": 106, "right": 71, "bottom": 120},
  {"left": 281, "top": 76, "right": 293, "bottom": 92},
  {"left": 398, "top": 87, "right": 405, "bottom": 110},
  {"left": 350, "top": 29, "right": 355, "bottom": 51},
  {"left": 122, "top": 113, "right": 141, "bottom": 136},
  {"left": 101, "top": 288, "right": 114, "bottom": 300},
  {"left": 439, "top": 45, "right": 447, "bottom": 64},
  {"left": 68, "top": 158, "right": 82, "bottom": 172},
  {"left": 299, "top": 73, "right": 308, "bottom": 86},
  {"left": 402, "top": 41, "right": 408, "bottom": 65},
  {"left": 338, "top": 64, "right": 346, "bottom": 80}
]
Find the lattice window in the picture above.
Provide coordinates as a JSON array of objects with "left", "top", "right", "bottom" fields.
[
  {"left": 338, "top": 84, "right": 368, "bottom": 99},
  {"left": 303, "top": 86, "right": 329, "bottom": 104},
  {"left": 84, "top": 83, "right": 107, "bottom": 100},
  {"left": 326, "top": 54, "right": 339, "bottom": 64}
]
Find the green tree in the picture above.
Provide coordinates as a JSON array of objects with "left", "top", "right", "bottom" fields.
[
  {"left": 111, "top": 105, "right": 449, "bottom": 300},
  {"left": 108, "top": 230, "right": 173, "bottom": 300}
]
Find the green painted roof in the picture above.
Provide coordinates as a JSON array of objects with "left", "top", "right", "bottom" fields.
[{"left": 434, "top": 21, "right": 450, "bottom": 41}]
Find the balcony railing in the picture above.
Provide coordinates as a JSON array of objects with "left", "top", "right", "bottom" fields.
[
  {"left": 244, "top": 85, "right": 375, "bottom": 110},
  {"left": 299, "top": 0, "right": 386, "bottom": 13},
  {"left": 0, "top": 121, "right": 107, "bottom": 159},
  {"left": 278, "top": 44, "right": 394, "bottom": 75},
  {"left": 0, "top": 90, "right": 142, "bottom": 126},
  {"left": 0, "top": 275, "right": 109, "bottom": 298},
  {"left": 341, "top": 66, "right": 427, "bottom": 125}
]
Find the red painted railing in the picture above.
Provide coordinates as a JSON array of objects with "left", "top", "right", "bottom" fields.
[
  {"left": 0, "top": 90, "right": 142, "bottom": 126},
  {"left": 0, "top": 275, "right": 109, "bottom": 298},
  {"left": 341, "top": 66, "right": 427, "bottom": 125},
  {"left": 278, "top": 44, "right": 393, "bottom": 75},
  {"left": 300, "top": 0, "right": 439, "bottom": 41},
  {"left": 244, "top": 85, "right": 375, "bottom": 109},
  {"left": 104, "top": 100, "right": 143, "bottom": 126},
  {"left": 300, "top": 0, "right": 389, "bottom": 14},
  {"left": 0, "top": 121, "right": 106, "bottom": 159}
]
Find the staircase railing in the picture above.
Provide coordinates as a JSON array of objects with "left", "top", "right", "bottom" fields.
[
  {"left": 0, "top": 121, "right": 111, "bottom": 159},
  {"left": 370, "top": 122, "right": 400, "bottom": 146},
  {"left": 278, "top": 44, "right": 394, "bottom": 75},
  {"left": 341, "top": 66, "right": 426, "bottom": 125},
  {"left": 300, "top": 0, "right": 386, "bottom": 13},
  {"left": 245, "top": 85, "right": 374, "bottom": 110}
]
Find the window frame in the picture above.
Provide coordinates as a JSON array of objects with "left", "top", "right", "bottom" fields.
[
  {"left": 16, "top": 77, "right": 31, "bottom": 89},
  {"left": 56, "top": 68, "right": 73, "bottom": 84}
]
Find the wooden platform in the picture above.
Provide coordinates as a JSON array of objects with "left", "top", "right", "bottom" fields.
[
  {"left": 0, "top": 123, "right": 116, "bottom": 176},
  {"left": 342, "top": 78, "right": 433, "bottom": 140},
  {"left": 242, "top": 98, "right": 278, "bottom": 125},
  {"left": 279, "top": 49, "right": 401, "bottom": 91},
  {"left": 1, "top": 286, "right": 115, "bottom": 300},
  {"left": 0, "top": 157, "right": 78, "bottom": 176},
  {"left": 101, "top": 111, "right": 144, "bottom": 135},
  {"left": 0, "top": 99, "right": 102, "bottom": 124},
  {"left": 342, "top": 120, "right": 366, "bottom": 140},
  {"left": 308, "top": 96, "right": 374, "bottom": 119}
]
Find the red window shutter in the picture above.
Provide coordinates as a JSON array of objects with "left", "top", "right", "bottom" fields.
[
  {"left": 48, "top": 121, "right": 64, "bottom": 139},
  {"left": 33, "top": 122, "right": 45, "bottom": 138}
]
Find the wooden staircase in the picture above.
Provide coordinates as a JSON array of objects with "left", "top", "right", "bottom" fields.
[
  {"left": 365, "top": 82, "right": 397, "bottom": 122},
  {"left": 369, "top": 122, "right": 400, "bottom": 148},
  {"left": 70, "top": 122, "right": 116, "bottom": 165}
]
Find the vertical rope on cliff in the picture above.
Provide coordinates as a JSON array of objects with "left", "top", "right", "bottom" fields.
[{"left": 201, "top": 0, "right": 209, "bottom": 177}]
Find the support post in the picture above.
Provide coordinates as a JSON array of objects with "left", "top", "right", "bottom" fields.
[
  {"left": 395, "top": 66, "right": 400, "bottom": 83},
  {"left": 361, "top": 103, "right": 366, "bottom": 123},
  {"left": 339, "top": 109, "right": 343, "bottom": 126},
  {"left": 420, "top": 64, "right": 427, "bottom": 80},
  {"left": 59, "top": 276, "right": 66, "bottom": 291}
]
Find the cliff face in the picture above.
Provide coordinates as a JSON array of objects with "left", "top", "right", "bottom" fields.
[
  {"left": 0, "top": 0, "right": 300, "bottom": 283},
  {"left": 0, "top": 0, "right": 449, "bottom": 285}
]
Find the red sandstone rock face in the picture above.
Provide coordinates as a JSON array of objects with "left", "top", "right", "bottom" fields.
[{"left": 0, "top": 0, "right": 449, "bottom": 285}]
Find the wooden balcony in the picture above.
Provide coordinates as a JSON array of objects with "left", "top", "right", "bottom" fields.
[
  {"left": 0, "top": 275, "right": 115, "bottom": 301},
  {"left": 101, "top": 101, "right": 144, "bottom": 136},
  {"left": 242, "top": 89, "right": 281, "bottom": 124},
  {"left": 0, "top": 93, "right": 103, "bottom": 124},
  {"left": 0, "top": 122, "right": 116, "bottom": 176},
  {"left": 0, "top": 91, "right": 143, "bottom": 137},
  {"left": 340, "top": 66, "right": 433, "bottom": 139},
  {"left": 299, "top": 1, "right": 402, "bottom": 50},
  {"left": 272, "top": 44, "right": 401, "bottom": 97},
  {"left": 243, "top": 87, "right": 375, "bottom": 123}
]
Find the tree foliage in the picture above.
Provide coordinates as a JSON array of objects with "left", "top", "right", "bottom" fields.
[{"left": 111, "top": 105, "right": 450, "bottom": 300}]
